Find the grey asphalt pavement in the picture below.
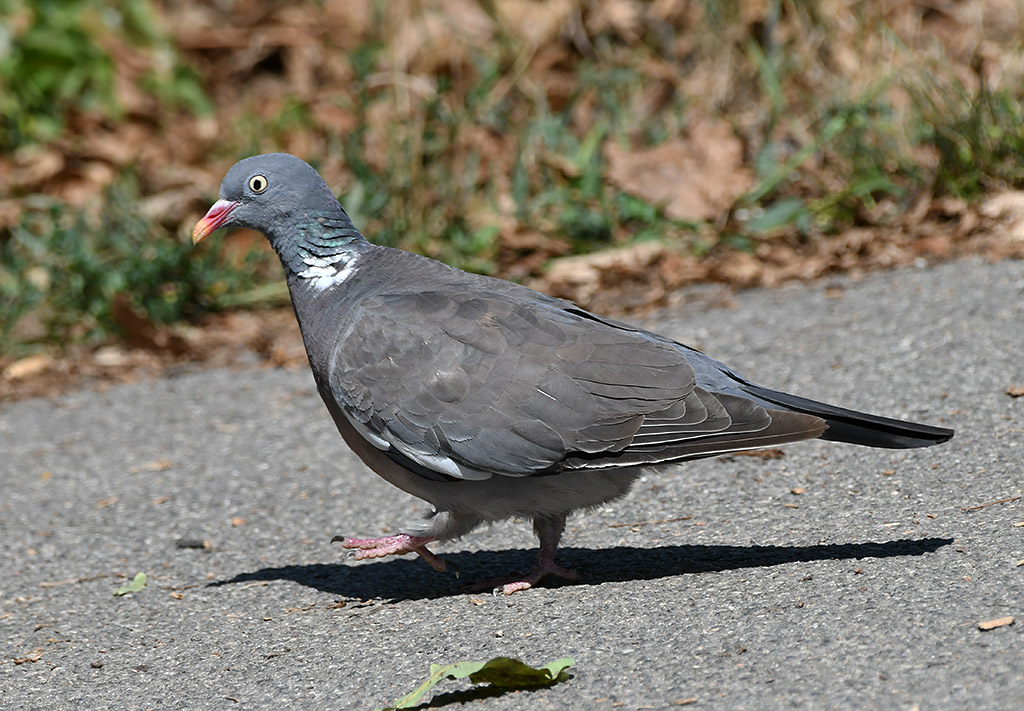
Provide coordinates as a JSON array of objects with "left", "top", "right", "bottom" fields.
[{"left": 2, "top": 257, "right": 1022, "bottom": 710}]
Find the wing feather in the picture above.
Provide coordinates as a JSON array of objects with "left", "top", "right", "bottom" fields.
[{"left": 326, "top": 287, "right": 824, "bottom": 480}]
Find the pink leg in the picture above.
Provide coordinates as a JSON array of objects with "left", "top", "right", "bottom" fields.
[
  {"left": 472, "top": 513, "right": 579, "bottom": 595},
  {"left": 332, "top": 533, "right": 450, "bottom": 573}
]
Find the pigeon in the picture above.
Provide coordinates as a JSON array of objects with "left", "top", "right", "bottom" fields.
[{"left": 193, "top": 153, "right": 954, "bottom": 594}]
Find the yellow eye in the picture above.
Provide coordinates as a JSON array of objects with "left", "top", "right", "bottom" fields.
[{"left": 248, "top": 174, "right": 268, "bottom": 193}]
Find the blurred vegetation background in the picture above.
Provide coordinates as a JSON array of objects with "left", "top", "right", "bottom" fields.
[{"left": 2, "top": 0, "right": 1024, "bottom": 370}]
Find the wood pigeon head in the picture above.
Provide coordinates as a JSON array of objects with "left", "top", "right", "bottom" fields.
[{"left": 192, "top": 153, "right": 341, "bottom": 245}]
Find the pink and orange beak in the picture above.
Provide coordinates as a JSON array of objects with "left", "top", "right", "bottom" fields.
[{"left": 192, "top": 199, "right": 239, "bottom": 244}]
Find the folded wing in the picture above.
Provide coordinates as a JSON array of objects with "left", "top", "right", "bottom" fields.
[{"left": 328, "top": 290, "right": 826, "bottom": 481}]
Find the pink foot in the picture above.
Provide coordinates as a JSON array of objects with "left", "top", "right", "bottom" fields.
[
  {"left": 472, "top": 562, "right": 581, "bottom": 595},
  {"left": 471, "top": 512, "right": 578, "bottom": 594},
  {"left": 332, "top": 534, "right": 451, "bottom": 573}
]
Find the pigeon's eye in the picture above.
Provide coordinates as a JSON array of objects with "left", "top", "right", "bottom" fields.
[{"left": 248, "top": 174, "right": 269, "bottom": 194}]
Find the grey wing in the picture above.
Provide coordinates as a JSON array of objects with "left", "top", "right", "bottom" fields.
[{"left": 329, "top": 290, "right": 825, "bottom": 480}]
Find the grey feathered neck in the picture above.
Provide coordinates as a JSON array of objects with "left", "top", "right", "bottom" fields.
[{"left": 272, "top": 208, "right": 368, "bottom": 281}]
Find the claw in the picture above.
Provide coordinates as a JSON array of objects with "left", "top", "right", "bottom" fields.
[
  {"left": 331, "top": 533, "right": 449, "bottom": 573},
  {"left": 472, "top": 563, "right": 580, "bottom": 595},
  {"left": 469, "top": 513, "right": 579, "bottom": 594}
]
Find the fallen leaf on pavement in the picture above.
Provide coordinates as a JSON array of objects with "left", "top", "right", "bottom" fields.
[
  {"left": 114, "top": 572, "right": 147, "bottom": 597},
  {"left": 379, "top": 656, "right": 575, "bottom": 710},
  {"left": 114, "top": 577, "right": 147, "bottom": 598},
  {"left": 978, "top": 616, "right": 1014, "bottom": 631}
]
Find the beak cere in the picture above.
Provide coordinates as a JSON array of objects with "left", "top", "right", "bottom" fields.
[{"left": 192, "top": 199, "right": 240, "bottom": 244}]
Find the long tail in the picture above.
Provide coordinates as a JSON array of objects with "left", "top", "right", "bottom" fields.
[{"left": 739, "top": 383, "right": 954, "bottom": 449}]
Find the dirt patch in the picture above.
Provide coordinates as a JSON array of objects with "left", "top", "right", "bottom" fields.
[
  {"left": 1, "top": 309, "right": 306, "bottom": 403},
  {"left": 535, "top": 194, "right": 1024, "bottom": 313}
]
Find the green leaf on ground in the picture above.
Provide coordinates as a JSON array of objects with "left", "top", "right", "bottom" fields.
[
  {"left": 379, "top": 656, "right": 574, "bottom": 710},
  {"left": 114, "top": 572, "right": 147, "bottom": 596}
]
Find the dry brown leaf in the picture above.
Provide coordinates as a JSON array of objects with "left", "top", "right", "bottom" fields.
[
  {"left": 311, "top": 101, "right": 359, "bottom": 135},
  {"left": 3, "top": 354, "right": 54, "bottom": 381},
  {"left": 585, "top": 0, "right": 643, "bottom": 41},
  {"left": 93, "top": 346, "right": 133, "bottom": 368},
  {"left": 933, "top": 196, "right": 968, "bottom": 217},
  {"left": 388, "top": 0, "right": 495, "bottom": 74},
  {"left": 978, "top": 616, "right": 1014, "bottom": 631},
  {"left": 498, "top": 227, "right": 571, "bottom": 279},
  {"left": 536, "top": 241, "right": 670, "bottom": 307},
  {"left": 496, "top": 0, "right": 573, "bottom": 47},
  {"left": 323, "top": 0, "right": 375, "bottom": 38},
  {"left": 1006, "top": 385, "right": 1024, "bottom": 398},
  {"left": 140, "top": 188, "right": 199, "bottom": 224},
  {"left": 76, "top": 129, "right": 143, "bottom": 166},
  {"left": 913, "top": 233, "right": 954, "bottom": 257},
  {"left": 12, "top": 147, "right": 65, "bottom": 190},
  {"left": 605, "top": 121, "right": 752, "bottom": 222},
  {"left": 709, "top": 250, "right": 764, "bottom": 287},
  {"left": 111, "top": 295, "right": 190, "bottom": 355},
  {"left": 981, "top": 191, "right": 1024, "bottom": 223}
]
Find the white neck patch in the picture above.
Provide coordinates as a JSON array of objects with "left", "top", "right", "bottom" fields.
[{"left": 297, "top": 252, "right": 358, "bottom": 291}]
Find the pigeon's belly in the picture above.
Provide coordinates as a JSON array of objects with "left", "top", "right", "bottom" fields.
[
  {"left": 329, "top": 397, "right": 643, "bottom": 521},
  {"left": 434, "top": 467, "right": 645, "bottom": 521}
]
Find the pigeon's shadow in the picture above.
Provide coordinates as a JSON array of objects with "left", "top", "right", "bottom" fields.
[{"left": 211, "top": 537, "right": 952, "bottom": 602}]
